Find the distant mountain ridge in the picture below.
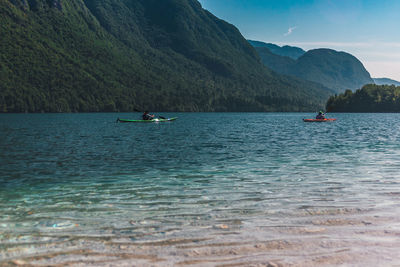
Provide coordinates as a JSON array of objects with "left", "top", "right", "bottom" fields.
[
  {"left": 373, "top": 78, "right": 400, "bottom": 86},
  {"left": 248, "top": 40, "right": 305, "bottom": 60},
  {"left": 250, "top": 41, "right": 374, "bottom": 93},
  {"left": 0, "top": 0, "right": 332, "bottom": 112}
]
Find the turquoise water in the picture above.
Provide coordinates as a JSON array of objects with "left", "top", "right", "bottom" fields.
[{"left": 1, "top": 113, "right": 400, "bottom": 266}]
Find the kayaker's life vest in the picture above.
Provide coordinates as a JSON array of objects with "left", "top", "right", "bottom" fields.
[{"left": 142, "top": 114, "right": 153, "bottom": 120}]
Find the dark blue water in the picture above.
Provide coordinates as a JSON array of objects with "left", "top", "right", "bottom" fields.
[{"left": 1, "top": 113, "right": 400, "bottom": 265}]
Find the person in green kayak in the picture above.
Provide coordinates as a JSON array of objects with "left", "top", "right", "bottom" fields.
[
  {"left": 316, "top": 111, "right": 326, "bottom": 119},
  {"left": 142, "top": 111, "right": 155, "bottom": 120}
]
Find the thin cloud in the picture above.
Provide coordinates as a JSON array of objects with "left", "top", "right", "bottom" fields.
[{"left": 284, "top": 26, "right": 297, "bottom": 36}]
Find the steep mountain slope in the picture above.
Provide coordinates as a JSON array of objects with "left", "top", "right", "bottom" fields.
[
  {"left": 253, "top": 47, "right": 296, "bottom": 74},
  {"left": 374, "top": 78, "right": 400, "bottom": 86},
  {"left": 293, "top": 49, "right": 374, "bottom": 93},
  {"left": 0, "top": 0, "right": 332, "bottom": 112},
  {"left": 250, "top": 41, "right": 374, "bottom": 93},
  {"left": 248, "top": 40, "right": 305, "bottom": 60}
]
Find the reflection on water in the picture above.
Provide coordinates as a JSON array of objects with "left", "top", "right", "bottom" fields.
[{"left": 1, "top": 113, "right": 400, "bottom": 266}]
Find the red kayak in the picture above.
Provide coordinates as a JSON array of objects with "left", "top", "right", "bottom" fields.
[{"left": 303, "top": 118, "right": 336, "bottom": 122}]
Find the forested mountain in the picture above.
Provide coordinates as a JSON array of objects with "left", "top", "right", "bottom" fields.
[
  {"left": 374, "top": 78, "right": 400, "bottom": 86},
  {"left": 248, "top": 40, "right": 305, "bottom": 60},
  {"left": 0, "top": 0, "right": 332, "bottom": 113},
  {"left": 326, "top": 84, "right": 400, "bottom": 112},
  {"left": 250, "top": 41, "right": 374, "bottom": 94},
  {"left": 253, "top": 47, "right": 296, "bottom": 75},
  {"left": 292, "top": 49, "right": 374, "bottom": 93}
]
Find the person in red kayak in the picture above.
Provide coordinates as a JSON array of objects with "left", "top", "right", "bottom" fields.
[
  {"left": 142, "top": 111, "right": 155, "bottom": 120},
  {"left": 316, "top": 111, "right": 326, "bottom": 119}
]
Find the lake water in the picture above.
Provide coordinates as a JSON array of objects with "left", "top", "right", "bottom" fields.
[{"left": 1, "top": 113, "right": 400, "bottom": 266}]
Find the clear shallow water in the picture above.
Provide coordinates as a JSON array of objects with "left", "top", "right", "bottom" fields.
[{"left": 1, "top": 113, "right": 400, "bottom": 266}]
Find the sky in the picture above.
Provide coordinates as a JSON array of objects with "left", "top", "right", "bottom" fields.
[{"left": 198, "top": 0, "right": 400, "bottom": 81}]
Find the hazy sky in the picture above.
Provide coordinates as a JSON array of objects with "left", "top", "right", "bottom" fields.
[{"left": 198, "top": 0, "right": 400, "bottom": 81}]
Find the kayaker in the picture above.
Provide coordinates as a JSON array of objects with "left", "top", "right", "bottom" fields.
[
  {"left": 316, "top": 111, "right": 326, "bottom": 119},
  {"left": 142, "top": 111, "right": 155, "bottom": 120}
]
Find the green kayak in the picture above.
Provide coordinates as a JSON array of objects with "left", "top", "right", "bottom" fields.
[{"left": 117, "top": 117, "right": 177, "bottom": 123}]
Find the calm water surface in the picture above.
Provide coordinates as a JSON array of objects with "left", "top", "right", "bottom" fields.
[{"left": 1, "top": 113, "right": 400, "bottom": 266}]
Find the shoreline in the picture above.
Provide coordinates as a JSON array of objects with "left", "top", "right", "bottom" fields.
[{"left": 2, "top": 203, "right": 400, "bottom": 266}]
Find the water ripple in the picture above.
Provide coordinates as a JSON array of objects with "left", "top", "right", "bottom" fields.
[{"left": 1, "top": 113, "right": 400, "bottom": 265}]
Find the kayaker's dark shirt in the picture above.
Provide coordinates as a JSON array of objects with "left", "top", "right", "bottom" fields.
[
  {"left": 316, "top": 114, "right": 325, "bottom": 119},
  {"left": 142, "top": 114, "right": 153, "bottom": 120}
]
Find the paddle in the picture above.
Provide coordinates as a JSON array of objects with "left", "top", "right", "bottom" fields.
[
  {"left": 315, "top": 111, "right": 327, "bottom": 119},
  {"left": 133, "top": 108, "right": 166, "bottom": 120}
]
